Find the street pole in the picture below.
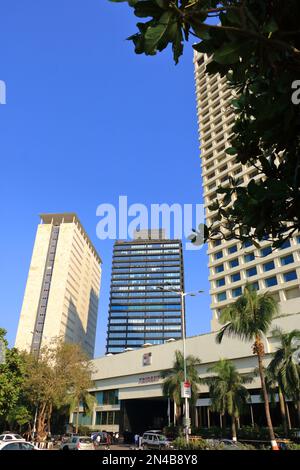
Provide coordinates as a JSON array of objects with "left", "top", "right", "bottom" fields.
[
  {"left": 181, "top": 291, "right": 189, "bottom": 443},
  {"left": 156, "top": 285, "right": 203, "bottom": 444}
]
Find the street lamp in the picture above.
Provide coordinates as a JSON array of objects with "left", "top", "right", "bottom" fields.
[{"left": 156, "top": 283, "right": 204, "bottom": 442}]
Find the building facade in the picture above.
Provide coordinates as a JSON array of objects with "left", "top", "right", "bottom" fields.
[
  {"left": 194, "top": 52, "right": 300, "bottom": 331},
  {"left": 15, "top": 213, "right": 102, "bottom": 358},
  {"left": 71, "top": 313, "right": 300, "bottom": 434},
  {"left": 106, "top": 231, "right": 185, "bottom": 353}
]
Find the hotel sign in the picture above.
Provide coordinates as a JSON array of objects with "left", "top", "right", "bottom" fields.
[{"left": 138, "top": 375, "right": 160, "bottom": 385}]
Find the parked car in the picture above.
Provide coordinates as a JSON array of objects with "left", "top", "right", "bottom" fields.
[
  {"left": 0, "top": 440, "right": 39, "bottom": 451},
  {"left": 141, "top": 431, "right": 171, "bottom": 450},
  {"left": 0, "top": 433, "right": 25, "bottom": 442},
  {"left": 60, "top": 436, "right": 95, "bottom": 451}
]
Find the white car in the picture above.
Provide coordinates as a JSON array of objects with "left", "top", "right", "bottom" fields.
[
  {"left": 141, "top": 431, "right": 171, "bottom": 450},
  {"left": 0, "top": 440, "right": 39, "bottom": 451},
  {"left": 0, "top": 433, "right": 25, "bottom": 442},
  {"left": 60, "top": 436, "right": 95, "bottom": 451}
]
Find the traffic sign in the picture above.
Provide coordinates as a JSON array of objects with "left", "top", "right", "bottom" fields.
[{"left": 181, "top": 380, "right": 191, "bottom": 399}]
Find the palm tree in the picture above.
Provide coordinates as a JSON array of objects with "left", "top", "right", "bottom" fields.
[
  {"left": 69, "top": 389, "right": 95, "bottom": 434},
  {"left": 256, "top": 365, "right": 289, "bottom": 436},
  {"left": 202, "top": 359, "right": 252, "bottom": 441},
  {"left": 216, "top": 284, "right": 279, "bottom": 450},
  {"left": 161, "top": 350, "right": 201, "bottom": 426},
  {"left": 268, "top": 328, "right": 300, "bottom": 427}
]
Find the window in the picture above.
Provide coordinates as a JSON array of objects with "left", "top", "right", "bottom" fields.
[
  {"left": 228, "top": 245, "right": 238, "bottom": 254},
  {"left": 265, "top": 276, "right": 278, "bottom": 287},
  {"left": 231, "top": 273, "right": 241, "bottom": 282},
  {"left": 214, "top": 250, "right": 223, "bottom": 260},
  {"left": 95, "top": 411, "right": 120, "bottom": 426},
  {"left": 297, "top": 236, "right": 300, "bottom": 244},
  {"left": 283, "top": 271, "right": 297, "bottom": 282},
  {"left": 217, "top": 292, "right": 227, "bottom": 302},
  {"left": 229, "top": 258, "right": 239, "bottom": 268},
  {"left": 261, "top": 246, "right": 272, "bottom": 257},
  {"left": 243, "top": 240, "right": 253, "bottom": 248},
  {"left": 280, "top": 254, "right": 294, "bottom": 266},
  {"left": 263, "top": 261, "right": 275, "bottom": 272},
  {"left": 215, "top": 264, "right": 224, "bottom": 274},
  {"left": 244, "top": 252, "right": 255, "bottom": 263},
  {"left": 232, "top": 287, "right": 242, "bottom": 298},
  {"left": 216, "top": 278, "right": 225, "bottom": 288},
  {"left": 2, "top": 443, "right": 21, "bottom": 450},
  {"left": 213, "top": 239, "right": 222, "bottom": 247},
  {"left": 279, "top": 240, "right": 291, "bottom": 250},
  {"left": 246, "top": 267, "right": 257, "bottom": 277}
]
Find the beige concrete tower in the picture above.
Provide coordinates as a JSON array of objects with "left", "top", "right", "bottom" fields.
[
  {"left": 15, "top": 213, "right": 102, "bottom": 358},
  {"left": 194, "top": 52, "right": 300, "bottom": 331}
]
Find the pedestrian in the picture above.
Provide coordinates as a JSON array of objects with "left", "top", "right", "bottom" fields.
[
  {"left": 115, "top": 432, "right": 119, "bottom": 444},
  {"left": 138, "top": 435, "right": 142, "bottom": 450},
  {"left": 96, "top": 433, "right": 101, "bottom": 448},
  {"left": 134, "top": 433, "right": 139, "bottom": 449},
  {"left": 106, "top": 433, "right": 111, "bottom": 450}
]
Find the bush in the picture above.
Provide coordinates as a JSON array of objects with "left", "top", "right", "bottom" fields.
[
  {"left": 173, "top": 437, "right": 210, "bottom": 450},
  {"left": 191, "top": 426, "right": 229, "bottom": 439},
  {"left": 286, "top": 442, "right": 300, "bottom": 450},
  {"left": 163, "top": 425, "right": 183, "bottom": 439},
  {"left": 77, "top": 425, "right": 93, "bottom": 436}
]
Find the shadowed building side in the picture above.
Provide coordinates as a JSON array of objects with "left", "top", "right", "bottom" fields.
[{"left": 15, "top": 213, "right": 102, "bottom": 359}]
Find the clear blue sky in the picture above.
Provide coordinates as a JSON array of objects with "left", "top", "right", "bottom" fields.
[{"left": 0, "top": 0, "right": 211, "bottom": 357}]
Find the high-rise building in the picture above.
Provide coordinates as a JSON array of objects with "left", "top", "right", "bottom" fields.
[
  {"left": 106, "top": 230, "right": 185, "bottom": 353},
  {"left": 194, "top": 52, "right": 300, "bottom": 331},
  {"left": 15, "top": 213, "right": 102, "bottom": 358}
]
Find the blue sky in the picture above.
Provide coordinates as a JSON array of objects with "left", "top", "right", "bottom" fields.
[{"left": 0, "top": 0, "right": 211, "bottom": 357}]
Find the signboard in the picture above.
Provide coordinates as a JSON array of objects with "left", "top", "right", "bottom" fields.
[
  {"left": 0, "top": 340, "right": 5, "bottom": 365},
  {"left": 138, "top": 375, "right": 160, "bottom": 385},
  {"left": 181, "top": 381, "right": 191, "bottom": 399},
  {"left": 143, "top": 352, "right": 152, "bottom": 366}
]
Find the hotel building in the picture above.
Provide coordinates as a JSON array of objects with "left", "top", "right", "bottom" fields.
[
  {"left": 15, "top": 213, "right": 102, "bottom": 358},
  {"left": 71, "top": 313, "right": 300, "bottom": 433},
  {"left": 106, "top": 230, "right": 185, "bottom": 353},
  {"left": 194, "top": 52, "right": 300, "bottom": 331}
]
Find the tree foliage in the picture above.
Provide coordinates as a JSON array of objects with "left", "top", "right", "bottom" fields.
[
  {"left": 161, "top": 350, "right": 201, "bottom": 423},
  {"left": 203, "top": 358, "right": 252, "bottom": 416},
  {"left": 109, "top": 0, "right": 300, "bottom": 246},
  {"left": 0, "top": 329, "right": 25, "bottom": 423},
  {"left": 202, "top": 358, "right": 252, "bottom": 439},
  {"left": 268, "top": 328, "right": 300, "bottom": 425},
  {"left": 21, "top": 339, "right": 94, "bottom": 440},
  {"left": 215, "top": 285, "right": 280, "bottom": 447}
]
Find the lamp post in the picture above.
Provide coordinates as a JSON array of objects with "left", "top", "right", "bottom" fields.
[{"left": 156, "top": 284, "right": 204, "bottom": 442}]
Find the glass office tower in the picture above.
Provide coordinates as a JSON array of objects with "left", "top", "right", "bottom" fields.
[{"left": 106, "top": 232, "right": 185, "bottom": 353}]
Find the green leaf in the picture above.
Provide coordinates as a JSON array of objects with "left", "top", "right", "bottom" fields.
[
  {"left": 226, "top": 9, "right": 242, "bottom": 26},
  {"left": 192, "top": 24, "right": 211, "bottom": 40},
  {"left": 134, "top": 1, "right": 163, "bottom": 18},
  {"left": 225, "top": 147, "right": 237, "bottom": 155},
  {"left": 144, "top": 11, "right": 175, "bottom": 55},
  {"left": 193, "top": 41, "right": 214, "bottom": 54},
  {"left": 172, "top": 23, "right": 183, "bottom": 64},
  {"left": 263, "top": 18, "right": 278, "bottom": 34},
  {"left": 154, "top": 0, "right": 168, "bottom": 8},
  {"left": 213, "top": 42, "right": 243, "bottom": 65}
]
